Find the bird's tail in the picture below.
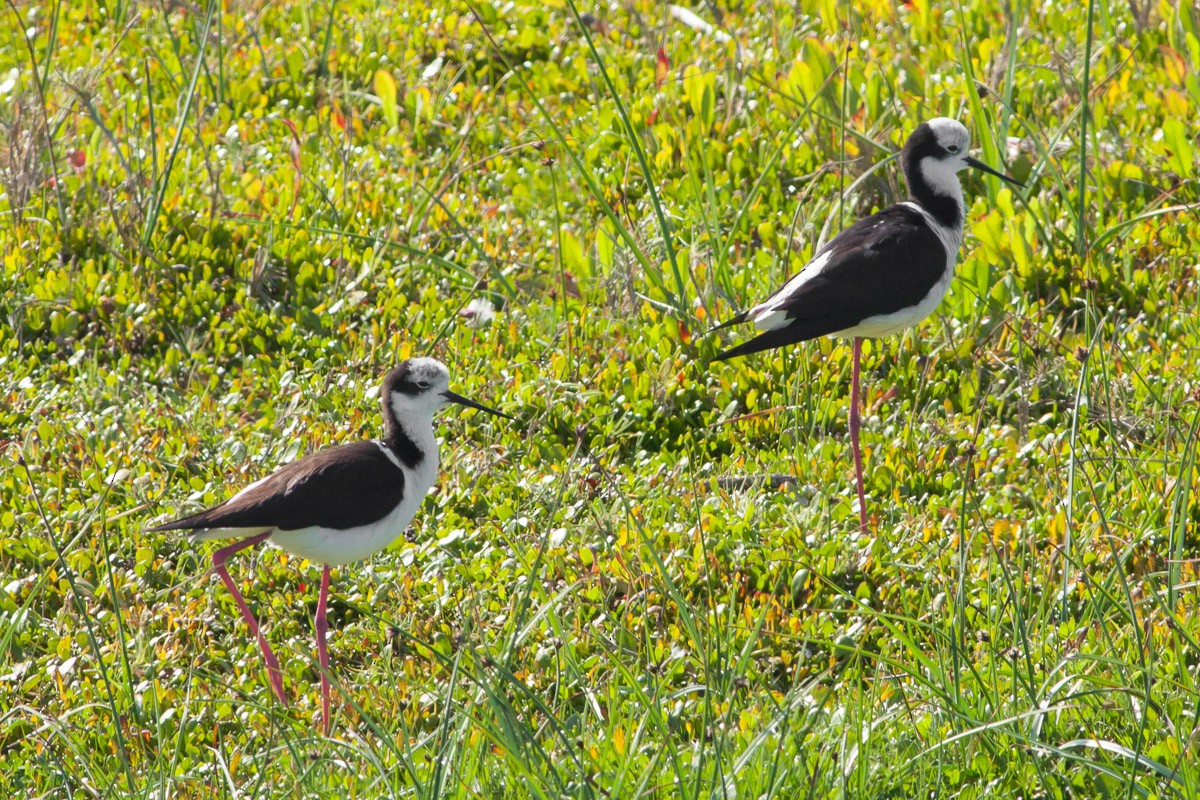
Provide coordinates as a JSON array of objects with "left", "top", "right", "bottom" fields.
[
  {"left": 147, "top": 507, "right": 225, "bottom": 535},
  {"left": 147, "top": 515, "right": 205, "bottom": 533},
  {"left": 149, "top": 511, "right": 266, "bottom": 544},
  {"left": 711, "top": 327, "right": 807, "bottom": 362}
]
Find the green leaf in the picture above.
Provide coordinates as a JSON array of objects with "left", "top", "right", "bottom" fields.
[
  {"left": 682, "top": 65, "right": 716, "bottom": 133},
  {"left": 374, "top": 69, "right": 399, "bottom": 130},
  {"left": 1162, "top": 118, "right": 1194, "bottom": 178},
  {"left": 560, "top": 229, "right": 587, "bottom": 277},
  {"left": 595, "top": 222, "right": 615, "bottom": 272}
]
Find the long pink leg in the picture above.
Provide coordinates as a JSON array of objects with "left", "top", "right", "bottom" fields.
[
  {"left": 849, "top": 337, "right": 869, "bottom": 535},
  {"left": 315, "top": 564, "right": 332, "bottom": 734},
  {"left": 211, "top": 531, "right": 287, "bottom": 705}
]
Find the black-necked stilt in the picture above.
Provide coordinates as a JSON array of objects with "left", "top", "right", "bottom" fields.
[
  {"left": 150, "top": 358, "right": 511, "bottom": 731},
  {"left": 712, "top": 118, "right": 1022, "bottom": 533}
]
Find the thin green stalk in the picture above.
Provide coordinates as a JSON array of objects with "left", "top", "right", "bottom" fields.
[
  {"left": 1167, "top": 405, "right": 1200, "bottom": 612},
  {"left": 548, "top": 160, "right": 576, "bottom": 379},
  {"left": 17, "top": 455, "right": 138, "bottom": 793},
  {"left": 1075, "top": 0, "right": 1097, "bottom": 258},
  {"left": 565, "top": 0, "right": 685, "bottom": 317},
  {"left": 1062, "top": 322, "right": 1105, "bottom": 620},
  {"left": 142, "top": 0, "right": 215, "bottom": 246}
]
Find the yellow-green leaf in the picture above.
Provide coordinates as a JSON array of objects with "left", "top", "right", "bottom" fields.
[
  {"left": 1162, "top": 118, "right": 1194, "bottom": 178},
  {"left": 374, "top": 69, "right": 399, "bottom": 130}
]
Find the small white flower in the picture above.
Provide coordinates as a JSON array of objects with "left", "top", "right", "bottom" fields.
[
  {"left": 422, "top": 56, "right": 444, "bottom": 81},
  {"left": 459, "top": 297, "right": 496, "bottom": 328},
  {"left": 0, "top": 68, "right": 18, "bottom": 97}
]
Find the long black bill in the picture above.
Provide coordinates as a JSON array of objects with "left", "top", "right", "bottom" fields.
[
  {"left": 442, "top": 390, "right": 514, "bottom": 420},
  {"left": 964, "top": 155, "right": 1024, "bottom": 188}
]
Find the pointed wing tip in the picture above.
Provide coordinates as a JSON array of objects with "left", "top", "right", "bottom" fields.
[
  {"left": 706, "top": 311, "right": 754, "bottom": 361},
  {"left": 145, "top": 519, "right": 193, "bottom": 533},
  {"left": 705, "top": 310, "right": 749, "bottom": 335},
  {"left": 709, "top": 347, "right": 741, "bottom": 363},
  {"left": 708, "top": 322, "right": 821, "bottom": 363},
  {"left": 146, "top": 508, "right": 217, "bottom": 533}
]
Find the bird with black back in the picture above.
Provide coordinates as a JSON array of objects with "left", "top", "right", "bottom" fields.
[
  {"left": 151, "top": 358, "right": 512, "bottom": 733},
  {"left": 713, "top": 118, "right": 1023, "bottom": 533}
]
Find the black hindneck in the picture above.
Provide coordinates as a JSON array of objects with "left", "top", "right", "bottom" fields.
[
  {"left": 900, "top": 134, "right": 964, "bottom": 231},
  {"left": 383, "top": 413, "right": 425, "bottom": 469},
  {"left": 907, "top": 183, "right": 962, "bottom": 230}
]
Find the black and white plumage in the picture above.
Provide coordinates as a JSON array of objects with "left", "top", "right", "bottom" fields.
[
  {"left": 151, "top": 357, "right": 511, "bottom": 730},
  {"left": 713, "top": 117, "right": 1022, "bottom": 361},
  {"left": 713, "top": 118, "right": 1022, "bottom": 533}
]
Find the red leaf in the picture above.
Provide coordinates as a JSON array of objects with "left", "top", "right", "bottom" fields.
[
  {"left": 68, "top": 149, "right": 86, "bottom": 170},
  {"left": 656, "top": 47, "right": 670, "bottom": 87},
  {"left": 282, "top": 118, "right": 303, "bottom": 220},
  {"left": 282, "top": 118, "right": 302, "bottom": 168}
]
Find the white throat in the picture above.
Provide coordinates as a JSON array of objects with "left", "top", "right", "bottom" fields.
[
  {"left": 392, "top": 407, "right": 439, "bottom": 459},
  {"left": 918, "top": 159, "right": 966, "bottom": 209}
]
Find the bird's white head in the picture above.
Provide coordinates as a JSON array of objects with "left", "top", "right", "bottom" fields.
[
  {"left": 902, "top": 117, "right": 1023, "bottom": 204},
  {"left": 902, "top": 117, "right": 972, "bottom": 199},
  {"left": 384, "top": 357, "right": 453, "bottom": 420},
  {"left": 381, "top": 357, "right": 511, "bottom": 435},
  {"left": 926, "top": 117, "right": 972, "bottom": 163}
]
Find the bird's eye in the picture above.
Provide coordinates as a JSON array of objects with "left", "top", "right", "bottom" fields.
[
  {"left": 946, "top": 145, "right": 960, "bottom": 153},
  {"left": 415, "top": 380, "right": 430, "bottom": 390}
]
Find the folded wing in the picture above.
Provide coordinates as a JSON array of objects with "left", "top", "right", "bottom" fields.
[
  {"left": 149, "top": 441, "right": 407, "bottom": 533},
  {"left": 713, "top": 205, "right": 947, "bottom": 360}
]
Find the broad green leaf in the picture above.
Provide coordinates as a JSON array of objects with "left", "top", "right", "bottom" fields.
[
  {"left": 1162, "top": 117, "right": 1194, "bottom": 178},
  {"left": 374, "top": 69, "right": 399, "bottom": 130}
]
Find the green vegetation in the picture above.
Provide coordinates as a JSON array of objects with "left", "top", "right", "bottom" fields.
[{"left": 3, "top": 0, "right": 1200, "bottom": 796}]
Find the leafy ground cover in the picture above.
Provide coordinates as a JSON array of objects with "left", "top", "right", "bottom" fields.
[{"left": 3, "top": 0, "right": 1200, "bottom": 796}]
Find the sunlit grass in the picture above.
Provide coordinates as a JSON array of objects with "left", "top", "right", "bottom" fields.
[{"left": 2, "top": 0, "right": 1200, "bottom": 797}]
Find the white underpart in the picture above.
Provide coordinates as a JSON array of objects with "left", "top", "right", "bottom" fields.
[
  {"left": 266, "top": 416, "right": 440, "bottom": 565},
  {"left": 832, "top": 271, "right": 950, "bottom": 337},
  {"left": 190, "top": 397, "right": 445, "bottom": 566},
  {"left": 748, "top": 251, "right": 833, "bottom": 330},
  {"left": 833, "top": 201, "right": 963, "bottom": 338}
]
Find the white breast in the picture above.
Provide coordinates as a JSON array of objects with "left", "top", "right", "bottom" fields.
[
  {"left": 833, "top": 270, "right": 952, "bottom": 337},
  {"left": 267, "top": 451, "right": 438, "bottom": 565}
]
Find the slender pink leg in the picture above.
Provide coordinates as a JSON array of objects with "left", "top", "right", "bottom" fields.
[
  {"left": 849, "top": 337, "right": 869, "bottom": 535},
  {"left": 315, "top": 564, "right": 332, "bottom": 735},
  {"left": 211, "top": 531, "right": 287, "bottom": 705}
]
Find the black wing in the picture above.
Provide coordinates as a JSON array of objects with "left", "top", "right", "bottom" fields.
[
  {"left": 149, "top": 440, "right": 407, "bottom": 532},
  {"left": 713, "top": 205, "right": 947, "bottom": 360}
]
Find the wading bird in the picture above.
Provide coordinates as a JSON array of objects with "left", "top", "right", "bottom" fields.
[
  {"left": 713, "top": 118, "right": 1022, "bottom": 532},
  {"left": 151, "top": 358, "right": 511, "bottom": 732}
]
